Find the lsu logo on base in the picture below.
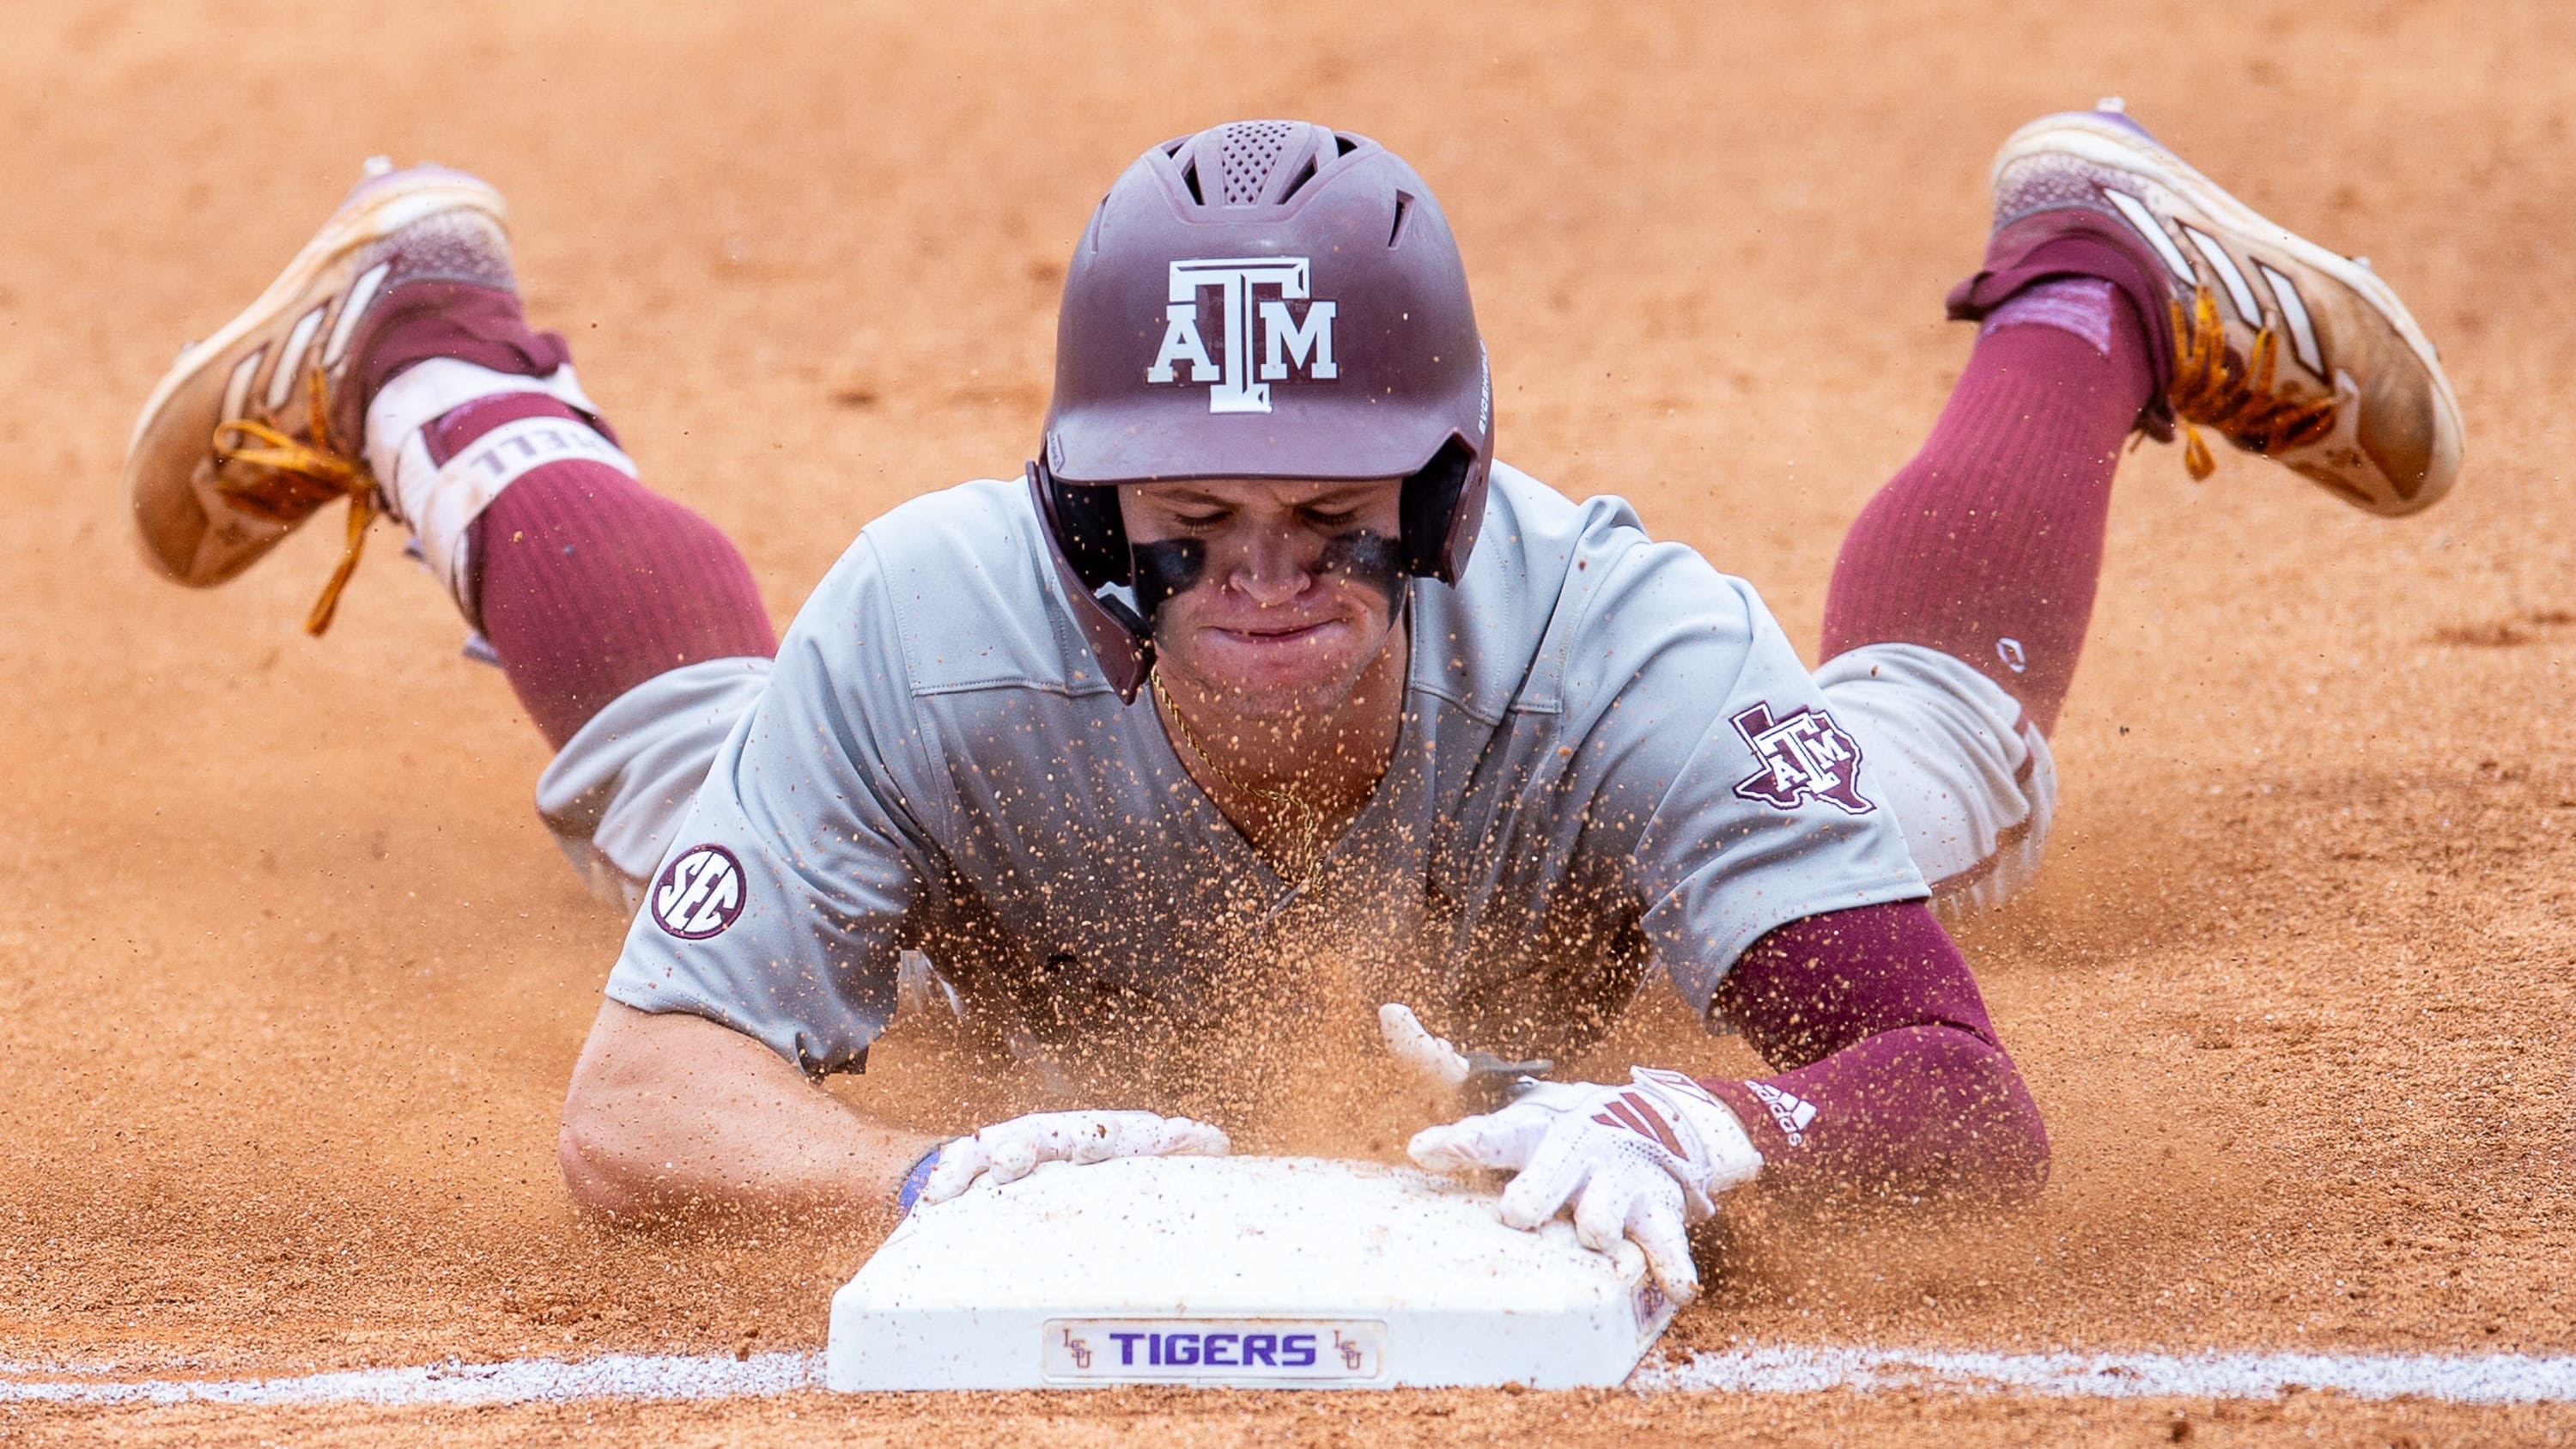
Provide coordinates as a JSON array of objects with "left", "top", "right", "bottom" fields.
[
  {"left": 1729, "top": 703, "right": 1874, "bottom": 816},
  {"left": 1145, "top": 257, "right": 1337, "bottom": 413},
  {"left": 1042, "top": 1318, "right": 1384, "bottom": 1384},
  {"left": 1631, "top": 1275, "right": 1674, "bottom": 1337},
  {"left": 649, "top": 844, "right": 745, "bottom": 940}
]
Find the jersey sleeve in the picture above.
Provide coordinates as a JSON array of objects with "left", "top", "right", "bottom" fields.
[
  {"left": 1558, "top": 533, "right": 1930, "bottom": 1017},
  {"left": 601, "top": 534, "right": 948, "bottom": 1076}
]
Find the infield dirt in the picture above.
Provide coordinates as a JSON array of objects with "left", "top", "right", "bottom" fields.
[{"left": 3, "top": 1, "right": 2573, "bottom": 1443}]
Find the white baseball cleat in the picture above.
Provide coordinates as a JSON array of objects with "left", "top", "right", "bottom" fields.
[
  {"left": 124, "top": 161, "right": 512, "bottom": 631},
  {"left": 1987, "top": 103, "right": 2464, "bottom": 515}
]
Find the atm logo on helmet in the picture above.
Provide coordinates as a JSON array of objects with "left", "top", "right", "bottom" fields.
[{"left": 1145, "top": 257, "right": 1338, "bottom": 414}]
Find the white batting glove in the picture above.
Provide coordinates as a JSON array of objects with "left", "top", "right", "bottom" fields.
[
  {"left": 914, "top": 1110, "right": 1230, "bottom": 1206},
  {"left": 1407, "top": 1068, "right": 1762, "bottom": 1304}
]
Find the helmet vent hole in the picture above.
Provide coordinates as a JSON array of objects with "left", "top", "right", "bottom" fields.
[
  {"left": 1388, "top": 191, "right": 1415, "bottom": 248},
  {"left": 1177, "top": 158, "right": 1205, "bottom": 205},
  {"left": 1277, "top": 154, "right": 1318, "bottom": 201}
]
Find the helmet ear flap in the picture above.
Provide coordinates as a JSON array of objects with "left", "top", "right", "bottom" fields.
[
  {"left": 1048, "top": 471, "right": 1132, "bottom": 588},
  {"left": 1398, "top": 437, "right": 1488, "bottom": 585},
  {"left": 1027, "top": 461, "right": 1152, "bottom": 701}
]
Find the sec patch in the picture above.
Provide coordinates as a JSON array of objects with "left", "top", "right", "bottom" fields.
[{"left": 650, "top": 844, "right": 746, "bottom": 940}]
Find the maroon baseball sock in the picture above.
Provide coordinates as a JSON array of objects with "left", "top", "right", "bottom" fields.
[
  {"left": 1704, "top": 902, "right": 2049, "bottom": 1202},
  {"left": 352, "top": 284, "right": 778, "bottom": 749},
  {"left": 339, "top": 280, "right": 574, "bottom": 442},
  {"left": 1818, "top": 277, "right": 2155, "bottom": 734},
  {"left": 464, "top": 427, "right": 776, "bottom": 750}
]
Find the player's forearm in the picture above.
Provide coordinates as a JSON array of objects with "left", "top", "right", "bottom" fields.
[
  {"left": 1706, "top": 900, "right": 2050, "bottom": 1202},
  {"left": 1704, "top": 1022, "right": 2048, "bottom": 1202},
  {"left": 556, "top": 1001, "right": 938, "bottom": 1217}
]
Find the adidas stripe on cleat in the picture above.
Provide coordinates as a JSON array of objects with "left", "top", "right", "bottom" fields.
[
  {"left": 125, "top": 161, "right": 513, "bottom": 631},
  {"left": 1986, "top": 103, "right": 2464, "bottom": 515}
]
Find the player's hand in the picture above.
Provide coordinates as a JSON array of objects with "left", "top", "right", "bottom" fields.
[
  {"left": 1406, "top": 1068, "right": 1762, "bottom": 1304},
  {"left": 914, "top": 1110, "right": 1230, "bottom": 1207}
]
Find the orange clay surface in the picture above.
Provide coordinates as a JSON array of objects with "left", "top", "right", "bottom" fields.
[{"left": 3, "top": 0, "right": 2573, "bottom": 1443}]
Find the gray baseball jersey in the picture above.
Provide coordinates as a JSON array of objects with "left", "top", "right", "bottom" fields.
[{"left": 603, "top": 464, "right": 1928, "bottom": 1076}]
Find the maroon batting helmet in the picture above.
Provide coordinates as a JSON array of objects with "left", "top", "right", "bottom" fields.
[{"left": 1028, "top": 119, "right": 1492, "bottom": 700}]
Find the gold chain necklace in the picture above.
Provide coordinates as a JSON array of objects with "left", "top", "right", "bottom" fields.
[{"left": 1151, "top": 671, "right": 1327, "bottom": 887}]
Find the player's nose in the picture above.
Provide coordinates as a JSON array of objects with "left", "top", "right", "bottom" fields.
[{"left": 1226, "top": 529, "right": 1316, "bottom": 607}]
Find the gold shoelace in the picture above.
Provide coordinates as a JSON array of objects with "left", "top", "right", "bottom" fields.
[
  {"left": 1151, "top": 670, "right": 1327, "bottom": 888},
  {"left": 2166, "top": 283, "right": 2340, "bottom": 482},
  {"left": 210, "top": 366, "right": 380, "bottom": 636}
]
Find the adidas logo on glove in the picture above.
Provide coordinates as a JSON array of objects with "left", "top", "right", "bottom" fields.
[{"left": 1746, "top": 1081, "right": 1819, "bottom": 1146}]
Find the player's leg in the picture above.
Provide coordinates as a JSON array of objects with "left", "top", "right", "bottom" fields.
[
  {"left": 456, "top": 384, "right": 779, "bottom": 907},
  {"left": 1812, "top": 281, "right": 2143, "bottom": 910},
  {"left": 125, "top": 163, "right": 776, "bottom": 905},
  {"left": 1819, "top": 101, "right": 2461, "bottom": 910}
]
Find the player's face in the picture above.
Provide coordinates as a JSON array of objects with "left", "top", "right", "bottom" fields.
[{"left": 1121, "top": 478, "right": 1406, "bottom": 718}]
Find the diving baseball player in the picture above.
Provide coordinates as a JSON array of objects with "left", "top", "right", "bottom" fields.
[{"left": 125, "top": 108, "right": 2459, "bottom": 1302}]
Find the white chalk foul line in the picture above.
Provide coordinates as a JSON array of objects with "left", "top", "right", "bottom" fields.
[
  {"left": 1635, "top": 1346, "right": 2576, "bottom": 1405},
  {"left": 3, "top": 1345, "right": 2574, "bottom": 1409},
  {"left": 0, "top": 1351, "right": 823, "bottom": 1408}
]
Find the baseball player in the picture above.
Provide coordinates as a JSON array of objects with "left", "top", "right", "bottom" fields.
[{"left": 125, "top": 107, "right": 2458, "bottom": 1302}]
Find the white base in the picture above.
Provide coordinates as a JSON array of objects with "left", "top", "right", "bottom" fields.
[{"left": 825, "top": 1155, "right": 1677, "bottom": 1391}]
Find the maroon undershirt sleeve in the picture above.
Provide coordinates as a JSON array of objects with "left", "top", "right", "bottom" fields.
[{"left": 1699, "top": 900, "right": 2049, "bottom": 1203}]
